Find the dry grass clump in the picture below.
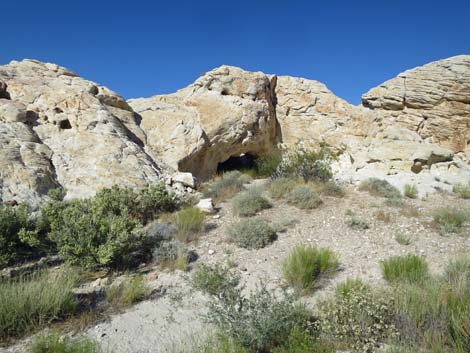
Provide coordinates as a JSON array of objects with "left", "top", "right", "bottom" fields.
[
  {"left": 375, "top": 210, "right": 392, "bottom": 223},
  {"left": 404, "top": 184, "right": 418, "bottom": 199},
  {"left": 231, "top": 188, "right": 271, "bottom": 217},
  {"left": 286, "top": 186, "right": 322, "bottom": 209},
  {"left": 453, "top": 183, "right": 470, "bottom": 199},
  {"left": 381, "top": 254, "right": 429, "bottom": 284},
  {"left": 203, "top": 171, "right": 252, "bottom": 203},
  {"left": 433, "top": 207, "right": 468, "bottom": 234},
  {"left": 173, "top": 206, "right": 205, "bottom": 242},
  {"left": 105, "top": 274, "right": 149, "bottom": 308},
  {"left": 268, "top": 178, "right": 298, "bottom": 199},
  {"left": 30, "top": 333, "right": 102, "bottom": 353},
  {"left": 320, "top": 181, "right": 346, "bottom": 198},
  {"left": 359, "top": 178, "right": 402, "bottom": 200}
]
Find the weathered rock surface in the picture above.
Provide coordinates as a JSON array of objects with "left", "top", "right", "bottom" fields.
[
  {"left": 129, "top": 65, "right": 278, "bottom": 180},
  {"left": 362, "top": 55, "right": 470, "bottom": 156},
  {"left": 0, "top": 59, "right": 163, "bottom": 205}
]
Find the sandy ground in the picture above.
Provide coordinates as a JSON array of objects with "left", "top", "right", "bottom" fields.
[{"left": 2, "top": 185, "right": 469, "bottom": 353}]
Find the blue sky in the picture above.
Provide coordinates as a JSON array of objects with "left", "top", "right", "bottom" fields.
[{"left": 3, "top": 1, "right": 470, "bottom": 104}]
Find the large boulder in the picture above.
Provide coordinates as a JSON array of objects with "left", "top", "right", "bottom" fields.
[
  {"left": 0, "top": 59, "right": 163, "bottom": 204},
  {"left": 129, "top": 65, "right": 278, "bottom": 180}
]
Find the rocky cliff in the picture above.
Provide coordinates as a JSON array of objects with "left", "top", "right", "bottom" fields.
[{"left": 1, "top": 56, "right": 469, "bottom": 205}]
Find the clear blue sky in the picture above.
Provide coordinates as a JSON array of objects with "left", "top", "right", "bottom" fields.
[{"left": 3, "top": 1, "right": 470, "bottom": 104}]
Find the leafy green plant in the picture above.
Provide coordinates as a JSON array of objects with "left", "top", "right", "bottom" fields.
[
  {"left": 433, "top": 207, "right": 467, "bottom": 234},
  {"left": 207, "top": 283, "right": 314, "bottom": 352},
  {"left": 282, "top": 245, "right": 339, "bottom": 293},
  {"left": 286, "top": 186, "right": 322, "bottom": 209},
  {"left": 273, "top": 326, "right": 334, "bottom": 353},
  {"left": 0, "top": 268, "right": 78, "bottom": 339},
  {"left": 453, "top": 184, "right": 470, "bottom": 199},
  {"left": 381, "top": 255, "right": 429, "bottom": 284},
  {"left": 404, "top": 184, "right": 418, "bottom": 199},
  {"left": 359, "top": 178, "right": 402, "bottom": 199},
  {"left": 173, "top": 206, "right": 205, "bottom": 242},
  {"left": 347, "top": 216, "right": 369, "bottom": 230},
  {"left": 30, "top": 333, "right": 102, "bottom": 353},
  {"left": 48, "top": 187, "right": 67, "bottom": 202},
  {"left": 255, "top": 153, "right": 283, "bottom": 178},
  {"left": 231, "top": 188, "right": 271, "bottom": 217},
  {"left": 269, "top": 178, "right": 298, "bottom": 199},
  {"left": 227, "top": 218, "right": 276, "bottom": 249},
  {"left": 105, "top": 274, "right": 149, "bottom": 307},
  {"left": 203, "top": 171, "right": 251, "bottom": 202},
  {"left": 192, "top": 263, "right": 240, "bottom": 296},
  {"left": 274, "top": 146, "right": 333, "bottom": 183}
]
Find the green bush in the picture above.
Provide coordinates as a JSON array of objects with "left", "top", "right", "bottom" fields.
[
  {"left": 433, "top": 207, "right": 467, "bottom": 234},
  {"left": 0, "top": 204, "right": 52, "bottom": 268},
  {"left": 207, "top": 283, "right": 314, "bottom": 352},
  {"left": 227, "top": 218, "right": 276, "bottom": 249},
  {"left": 0, "top": 268, "right": 78, "bottom": 339},
  {"left": 359, "top": 178, "right": 402, "bottom": 199},
  {"left": 335, "top": 278, "right": 369, "bottom": 298},
  {"left": 347, "top": 216, "right": 369, "bottom": 230},
  {"left": 453, "top": 184, "right": 470, "bottom": 199},
  {"left": 269, "top": 178, "right": 298, "bottom": 199},
  {"left": 273, "top": 326, "right": 334, "bottom": 353},
  {"left": 192, "top": 263, "right": 240, "bottom": 296},
  {"left": 319, "top": 284, "right": 397, "bottom": 353},
  {"left": 231, "top": 188, "right": 271, "bottom": 217},
  {"left": 172, "top": 332, "right": 249, "bottom": 353},
  {"left": 274, "top": 146, "right": 333, "bottom": 183},
  {"left": 173, "top": 207, "right": 205, "bottom": 242},
  {"left": 30, "top": 333, "right": 102, "bottom": 353},
  {"left": 286, "top": 186, "right": 322, "bottom": 209},
  {"left": 321, "top": 181, "right": 346, "bottom": 198},
  {"left": 152, "top": 238, "right": 189, "bottom": 270},
  {"left": 282, "top": 245, "right": 339, "bottom": 293},
  {"left": 203, "top": 171, "right": 251, "bottom": 202},
  {"left": 381, "top": 255, "right": 429, "bottom": 284},
  {"left": 255, "top": 153, "right": 283, "bottom": 178},
  {"left": 105, "top": 274, "right": 149, "bottom": 307},
  {"left": 404, "top": 184, "right": 418, "bottom": 199},
  {"left": 47, "top": 187, "right": 67, "bottom": 202}
]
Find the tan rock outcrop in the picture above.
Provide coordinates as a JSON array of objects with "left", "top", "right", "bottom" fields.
[{"left": 129, "top": 65, "right": 278, "bottom": 180}]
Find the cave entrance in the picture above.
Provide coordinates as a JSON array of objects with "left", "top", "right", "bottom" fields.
[{"left": 217, "top": 152, "right": 258, "bottom": 174}]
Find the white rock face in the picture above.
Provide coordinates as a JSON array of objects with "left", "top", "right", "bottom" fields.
[
  {"left": 196, "top": 198, "right": 215, "bottom": 213},
  {"left": 172, "top": 172, "right": 196, "bottom": 188}
]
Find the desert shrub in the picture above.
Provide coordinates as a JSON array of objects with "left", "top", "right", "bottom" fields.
[
  {"left": 0, "top": 268, "right": 78, "bottom": 339},
  {"left": 282, "top": 245, "right": 339, "bottom": 293},
  {"left": 273, "top": 326, "right": 334, "bottom": 353},
  {"left": 321, "top": 181, "right": 346, "bottom": 198},
  {"left": 255, "top": 153, "right": 283, "bottom": 178},
  {"left": 320, "top": 284, "right": 397, "bottom": 353},
  {"left": 394, "top": 232, "right": 413, "bottom": 246},
  {"left": 231, "top": 188, "right": 271, "bottom": 217},
  {"left": 347, "top": 216, "right": 369, "bottom": 230},
  {"left": 172, "top": 332, "right": 249, "bottom": 353},
  {"left": 272, "top": 216, "right": 298, "bottom": 233},
  {"left": 192, "top": 263, "right": 240, "bottom": 296},
  {"left": 152, "top": 238, "right": 189, "bottom": 270},
  {"left": 274, "top": 146, "right": 333, "bottom": 183},
  {"left": 359, "top": 178, "right": 402, "bottom": 200},
  {"left": 48, "top": 187, "right": 67, "bottom": 202},
  {"left": 203, "top": 171, "right": 251, "bottom": 202},
  {"left": 207, "top": 283, "right": 315, "bottom": 352},
  {"left": 0, "top": 204, "right": 52, "bottom": 268},
  {"left": 269, "top": 178, "right": 298, "bottom": 199},
  {"left": 404, "top": 184, "right": 418, "bottom": 199},
  {"left": 433, "top": 207, "right": 467, "bottom": 234},
  {"left": 453, "top": 184, "right": 470, "bottom": 199},
  {"left": 105, "top": 274, "right": 149, "bottom": 307},
  {"left": 335, "top": 278, "right": 370, "bottom": 298},
  {"left": 227, "top": 218, "right": 276, "bottom": 249},
  {"left": 444, "top": 255, "right": 470, "bottom": 284},
  {"left": 381, "top": 255, "right": 429, "bottom": 284},
  {"left": 173, "top": 207, "right": 205, "bottom": 242},
  {"left": 286, "top": 186, "right": 322, "bottom": 209},
  {"left": 30, "top": 333, "right": 102, "bottom": 353}
]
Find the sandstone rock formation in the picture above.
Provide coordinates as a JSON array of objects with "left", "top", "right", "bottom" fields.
[{"left": 129, "top": 65, "right": 278, "bottom": 180}]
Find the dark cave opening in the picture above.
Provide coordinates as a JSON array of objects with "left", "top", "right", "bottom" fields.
[
  {"left": 217, "top": 152, "right": 258, "bottom": 174},
  {"left": 58, "top": 119, "right": 72, "bottom": 129}
]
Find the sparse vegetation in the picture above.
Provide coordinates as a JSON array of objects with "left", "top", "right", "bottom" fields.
[
  {"left": 227, "top": 218, "right": 276, "bottom": 249},
  {"left": 105, "top": 274, "right": 149, "bottom": 308},
  {"left": 359, "top": 178, "right": 402, "bottom": 200},
  {"left": 268, "top": 178, "right": 298, "bottom": 199},
  {"left": 347, "top": 216, "right": 369, "bottom": 230},
  {"left": 381, "top": 254, "right": 429, "bottom": 284},
  {"left": 152, "top": 238, "right": 189, "bottom": 270},
  {"left": 231, "top": 188, "right": 271, "bottom": 216},
  {"left": 0, "top": 268, "right": 78, "bottom": 339},
  {"left": 286, "top": 186, "right": 322, "bottom": 209},
  {"left": 173, "top": 206, "right": 205, "bottom": 242},
  {"left": 404, "top": 184, "right": 418, "bottom": 199},
  {"left": 395, "top": 231, "right": 413, "bottom": 245},
  {"left": 453, "top": 183, "right": 470, "bottom": 199},
  {"left": 203, "top": 171, "right": 251, "bottom": 202},
  {"left": 433, "top": 207, "right": 467, "bottom": 234},
  {"left": 375, "top": 210, "right": 391, "bottom": 223},
  {"left": 30, "top": 333, "right": 102, "bottom": 353},
  {"left": 192, "top": 263, "right": 240, "bottom": 296},
  {"left": 321, "top": 181, "right": 346, "bottom": 198},
  {"left": 282, "top": 245, "right": 339, "bottom": 293}
]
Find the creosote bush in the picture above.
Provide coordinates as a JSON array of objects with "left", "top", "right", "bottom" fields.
[
  {"left": 282, "top": 244, "right": 339, "bottom": 293},
  {"left": 269, "top": 178, "right": 298, "bottom": 199},
  {"left": 404, "top": 184, "right": 418, "bottom": 199},
  {"left": 192, "top": 263, "right": 240, "bottom": 296},
  {"left": 286, "top": 186, "right": 322, "bottom": 210},
  {"left": 203, "top": 171, "right": 252, "bottom": 202},
  {"left": 0, "top": 268, "right": 78, "bottom": 339},
  {"left": 381, "top": 254, "right": 429, "bottom": 284},
  {"left": 433, "top": 207, "right": 467, "bottom": 234},
  {"left": 453, "top": 183, "right": 470, "bottom": 199},
  {"left": 105, "top": 274, "right": 149, "bottom": 308},
  {"left": 30, "top": 333, "right": 102, "bottom": 353},
  {"left": 359, "top": 178, "right": 402, "bottom": 200},
  {"left": 173, "top": 206, "right": 205, "bottom": 242},
  {"left": 227, "top": 218, "right": 276, "bottom": 249},
  {"left": 231, "top": 188, "right": 271, "bottom": 217}
]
